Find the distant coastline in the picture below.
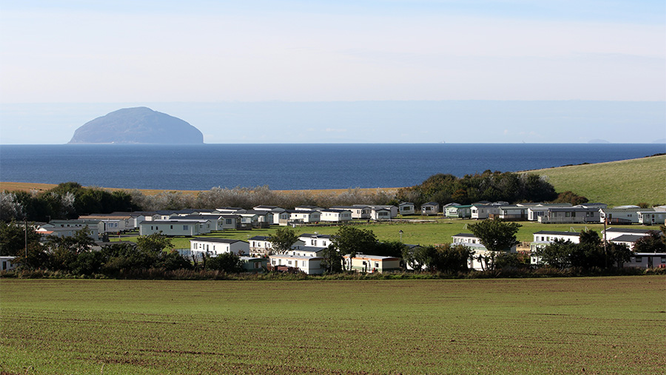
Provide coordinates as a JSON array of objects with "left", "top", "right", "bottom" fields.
[
  {"left": 2, "top": 151, "right": 662, "bottom": 196},
  {"left": 1, "top": 143, "right": 664, "bottom": 191}
]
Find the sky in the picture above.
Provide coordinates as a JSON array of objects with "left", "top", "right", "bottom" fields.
[{"left": 0, "top": 0, "right": 665, "bottom": 144}]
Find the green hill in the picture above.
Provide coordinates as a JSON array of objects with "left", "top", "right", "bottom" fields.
[{"left": 530, "top": 154, "right": 666, "bottom": 207}]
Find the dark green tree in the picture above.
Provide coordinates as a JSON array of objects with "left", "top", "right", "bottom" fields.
[
  {"left": 136, "top": 233, "right": 173, "bottom": 255},
  {"left": 373, "top": 241, "right": 407, "bottom": 257},
  {"left": 633, "top": 231, "right": 666, "bottom": 253},
  {"left": 0, "top": 220, "right": 42, "bottom": 256},
  {"left": 402, "top": 245, "right": 436, "bottom": 271},
  {"left": 430, "top": 243, "right": 473, "bottom": 273},
  {"left": 469, "top": 218, "right": 521, "bottom": 271},
  {"left": 70, "top": 251, "right": 106, "bottom": 275},
  {"left": 320, "top": 244, "right": 343, "bottom": 273},
  {"left": 207, "top": 252, "right": 243, "bottom": 273},
  {"left": 156, "top": 250, "right": 194, "bottom": 271},
  {"left": 469, "top": 218, "right": 521, "bottom": 253},
  {"left": 606, "top": 242, "right": 632, "bottom": 269},
  {"left": 535, "top": 239, "right": 576, "bottom": 269},
  {"left": 332, "top": 226, "right": 378, "bottom": 270},
  {"left": 552, "top": 191, "right": 588, "bottom": 205},
  {"left": 268, "top": 227, "right": 299, "bottom": 254}
]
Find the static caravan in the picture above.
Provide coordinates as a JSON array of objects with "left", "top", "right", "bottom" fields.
[
  {"left": 190, "top": 238, "right": 250, "bottom": 256},
  {"left": 269, "top": 254, "right": 324, "bottom": 275},
  {"left": 343, "top": 254, "right": 401, "bottom": 273}
]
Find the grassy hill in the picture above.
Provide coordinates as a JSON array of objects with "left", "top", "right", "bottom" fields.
[{"left": 530, "top": 154, "right": 666, "bottom": 207}]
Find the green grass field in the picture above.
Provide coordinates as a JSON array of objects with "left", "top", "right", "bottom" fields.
[
  {"left": 1, "top": 277, "right": 664, "bottom": 374},
  {"left": 120, "top": 220, "right": 662, "bottom": 250},
  {"left": 531, "top": 154, "right": 666, "bottom": 207}
]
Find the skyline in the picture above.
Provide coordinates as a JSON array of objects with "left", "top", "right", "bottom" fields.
[
  {"left": 0, "top": 1, "right": 664, "bottom": 143},
  {"left": 2, "top": 101, "right": 665, "bottom": 144}
]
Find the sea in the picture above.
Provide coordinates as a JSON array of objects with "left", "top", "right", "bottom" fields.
[{"left": 1, "top": 143, "right": 664, "bottom": 191}]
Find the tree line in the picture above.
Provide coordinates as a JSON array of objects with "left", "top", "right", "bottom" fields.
[
  {"left": 3, "top": 217, "right": 662, "bottom": 278},
  {"left": 395, "top": 170, "right": 584, "bottom": 206},
  {"left": 2, "top": 170, "right": 580, "bottom": 223},
  {"left": 0, "top": 221, "right": 244, "bottom": 276},
  {"left": 1, "top": 183, "right": 396, "bottom": 222}
]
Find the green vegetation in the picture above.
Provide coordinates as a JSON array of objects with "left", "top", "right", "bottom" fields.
[
  {"left": 1, "top": 277, "right": 664, "bottom": 374},
  {"left": 532, "top": 154, "right": 666, "bottom": 206},
  {"left": 0, "top": 182, "right": 138, "bottom": 222},
  {"left": 129, "top": 220, "right": 663, "bottom": 250},
  {"left": 396, "top": 171, "right": 557, "bottom": 206}
]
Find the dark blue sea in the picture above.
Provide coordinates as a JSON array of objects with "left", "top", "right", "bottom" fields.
[{"left": 1, "top": 144, "right": 664, "bottom": 190}]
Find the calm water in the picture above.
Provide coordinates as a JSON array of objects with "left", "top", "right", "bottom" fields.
[{"left": 1, "top": 144, "right": 664, "bottom": 190}]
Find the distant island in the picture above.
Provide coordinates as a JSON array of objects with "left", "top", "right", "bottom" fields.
[{"left": 68, "top": 107, "right": 204, "bottom": 144}]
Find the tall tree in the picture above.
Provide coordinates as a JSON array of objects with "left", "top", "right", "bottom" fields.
[
  {"left": 535, "top": 239, "right": 577, "bottom": 269},
  {"left": 268, "top": 227, "right": 299, "bottom": 254},
  {"left": 431, "top": 243, "right": 474, "bottom": 273},
  {"left": 320, "top": 244, "right": 343, "bottom": 273},
  {"left": 469, "top": 218, "right": 521, "bottom": 253},
  {"left": 606, "top": 242, "right": 632, "bottom": 269},
  {"left": 402, "top": 245, "right": 435, "bottom": 271},
  {"left": 136, "top": 233, "right": 173, "bottom": 255},
  {"left": 469, "top": 218, "right": 521, "bottom": 271},
  {"left": 633, "top": 231, "right": 666, "bottom": 253},
  {"left": 331, "top": 226, "right": 377, "bottom": 270},
  {"left": 206, "top": 252, "right": 242, "bottom": 273},
  {"left": 0, "top": 220, "right": 41, "bottom": 256}
]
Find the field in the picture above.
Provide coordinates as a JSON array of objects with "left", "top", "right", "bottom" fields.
[
  {"left": 115, "top": 220, "right": 662, "bottom": 250},
  {"left": 1, "top": 277, "right": 665, "bottom": 374},
  {"left": 531, "top": 154, "right": 666, "bottom": 207}
]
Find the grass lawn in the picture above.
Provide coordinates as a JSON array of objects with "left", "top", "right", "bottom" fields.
[
  {"left": 119, "top": 219, "right": 663, "bottom": 249},
  {"left": 531, "top": 154, "right": 666, "bottom": 207},
  {"left": 1, "top": 277, "right": 664, "bottom": 374}
]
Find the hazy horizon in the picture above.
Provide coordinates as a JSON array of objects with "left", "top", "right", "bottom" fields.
[
  {"left": 1, "top": 100, "right": 665, "bottom": 144},
  {"left": 1, "top": 1, "right": 664, "bottom": 144}
]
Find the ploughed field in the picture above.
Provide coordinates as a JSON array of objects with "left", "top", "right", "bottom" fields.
[{"left": 1, "top": 277, "right": 664, "bottom": 375}]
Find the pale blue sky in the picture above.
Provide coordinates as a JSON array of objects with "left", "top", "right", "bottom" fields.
[{"left": 0, "top": 1, "right": 664, "bottom": 143}]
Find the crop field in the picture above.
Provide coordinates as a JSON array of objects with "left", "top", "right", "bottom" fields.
[{"left": 1, "top": 277, "right": 665, "bottom": 374}]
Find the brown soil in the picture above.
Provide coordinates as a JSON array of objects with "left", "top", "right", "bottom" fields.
[{"left": 0, "top": 181, "right": 399, "bottom": 196}]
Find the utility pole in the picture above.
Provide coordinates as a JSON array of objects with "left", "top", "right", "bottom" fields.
[
  {"left": 24, "top": 217, "right": 28, "bottom": 259},
  {"left": 603, "top": 218, "right": 608, "bottom": 268}
]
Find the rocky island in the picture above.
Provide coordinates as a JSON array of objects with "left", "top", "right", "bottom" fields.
[{"left": 68, "top": 107, "right": 204, "bottom": 144}]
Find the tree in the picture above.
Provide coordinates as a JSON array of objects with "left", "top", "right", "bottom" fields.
[
  {"left": 15, "top": 242, "right": 48, "bottom": 270},
  {"left": 320, "top": 244, "right": 343, "bottom": 273},
  {"left": 70, "top": 251, "right": 106, "bottom": 275},
  {"left": 70, "top": 226, "right": 96, "bottom": 254},
  {"left": 207, "top": 252, "right": 243, "bottom": 273},
  {"left": 633, "top": 231, "right": 666, "bottom": 253},
  {"left": 430, "top": 243, "right": 473, "bottom": 273},
  {"left": 136, "top": 233, "right": 173, "bottom": 255},
  {"left": 156, "top": 250, "right": 194, "bottom": 271},
  {"left": 0, "top": 220, "right": 42, "bottom": 256},
  {"left": 469, "top": 218, "right": 521, "bottom": 253},
  {"left": 535, "top": 239, "right": 577, "bottom": 269},
  {"left": 571, "top": 229, "right": 605, "bottom": 270},
  {"left": 402, "top": 245, "right": 436, "bottom": 271},
  {"left": 268, "top": 227, "right": 299, "bottom": 254},
  {"left": 606, "top": 242, "right": 632, "bottom": 269},
  {"left": 552, "top": 191, "right": 588, "bottom": 205},
  {"left": 373, "top": 241, "right": 406, "bottom": 257},
  {"left": 331, "top": 226, "right": 378, "bottom": 270},
  {"left": 100, "top": 243, "right": 154, "bottom": 274},
  {"left": 469, "top": 218, "right": 521, "bottom": 271}
]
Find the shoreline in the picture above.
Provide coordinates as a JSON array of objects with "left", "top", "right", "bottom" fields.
[{"left": 0, "top": 181, "right": 400, "bottom": 196}]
